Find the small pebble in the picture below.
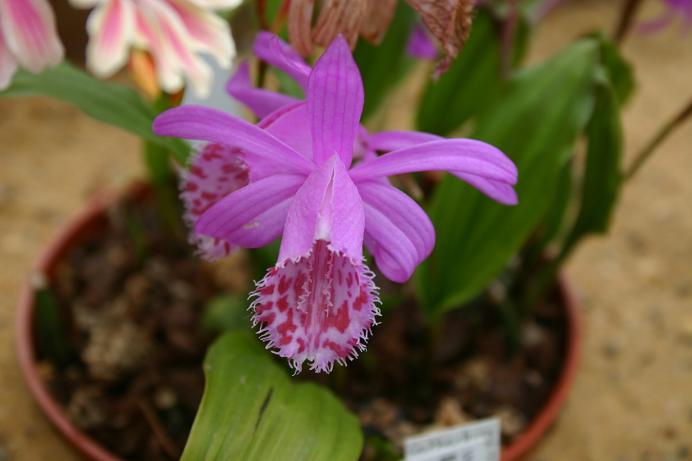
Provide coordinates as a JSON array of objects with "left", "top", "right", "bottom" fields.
[{"left": 602, "top": 341, "right": 620, "bottom": 359}]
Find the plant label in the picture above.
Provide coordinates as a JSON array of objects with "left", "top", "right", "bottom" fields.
[{"left": 403, "top": 417, "right": 501, "bottom": 461}]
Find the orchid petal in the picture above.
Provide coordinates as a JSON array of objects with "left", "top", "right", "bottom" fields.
[
  {"left": 251, "top": 240, "right": 379, "bottom": 373},
  {"left": 366, "top": 130, "right": 440, "bottom": 152},
  {"left": 196, "top": 174, "right": 304, "bottom": 248},
  {"left": 180, "top": 143, "right": 248, "bottom": 260},
  {"left": 153, "top": 105, "right": 315, "bottom": 174},
  {"left": 638, "top": 9, "right": 676, "bottom": 34},
  {"left": 407, "top": 23, "right": 438, "bottom": 60},
  {"left": 279, "top": 156, "right": 365, "bottom": 263},
  {"left": 254, "top": 31, "right": 310, "bottom": 88},
  {"left": 132, "top": 0, "right": 213, "bottom": 97},
  {"left": 167, "top": 0, "right": 235, "bottom": 68},
  {"left": 453, "top": 172, "right": 519, "bottom": 205},
  {"left": 308, "top": 35, "right": 364, "bottom": 167},
  {"left": 0, "top": 25, "right": 18, "bottom": 89},
  {"left": 359, "top": 181, "right": 435, "bottom": 282},
  {"left": 134, "top": 8, "right": 183, "bottom": 93},
  {"left": 0, "top": 0, "right": 63, "bottom": 73},
  {"left": 227, "top": 61, "right": 300, "bottom": 119},
  {"left": 85, "top": 0, "right": 135, "bottom": 77},
  {"left": 185, "top": 0, "right": 242, "bottom": 9},
  {"left": 148, "top": 0, "right": 212, "bottom": 97},
  {"left": 349, "top": 139, "right": 518, "bottom": 188},
  {"left": 259, "top": 101, "right": 313, "bottom": 160}
]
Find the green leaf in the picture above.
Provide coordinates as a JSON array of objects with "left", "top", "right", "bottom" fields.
[
  {"left": 0, "top": 63, "right": 190, "bottom": 163},
  {"left": 561, "top": 77, "right": 623, "bottom": 256},
  {"left": 354, "top": 2, "right": 416, "bottom": 120},
  {"left": 34, "top": 285, "right": 72, "bottom": 367},
  {"left": 182, "top": 332, "right": 363, "bottom": 461},
  {"left": 595, "top": 35, "right": 635, "bottom": 106},
  {"left": 416, "top": 39, "right": 601, "bottom": 315},
  {"left": 415, "top": 11, "right": 502, "bottom": 135},
  {"left": 202, "top": 294, "right": 251, "bottom": 332}
]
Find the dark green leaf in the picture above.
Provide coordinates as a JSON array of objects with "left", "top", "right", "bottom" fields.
[
  {"left": 182, "top": 332, "right": 363, "bottom": 461},
  {"left": 0, "top": 63, "right": 190, "bottom": 163},
  {"left": 595, "top": 34, "right": 635, "bottom": 106},
  {"left": 561, "top": 78, "right": 623, "bottom": 256},
  {"left": 202, "top": 294, "right": 251, "bottom": 332},
  {"left": 355, "top": 2, "right": 416, "bottom": 120},
  {"left": 34, "top": 284, "right": 71, "bottom": 367},
  {"left": 538, "top": 162, "right": 573, "bottom": 247},
  {"left": 416, "top": 39, "right": 601, "bottom": 315},
  {"left": 415, "top": 11, "right": 502, "bottom": 135}
]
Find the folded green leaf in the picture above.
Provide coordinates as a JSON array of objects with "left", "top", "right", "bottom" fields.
[
  {"left": 415, "top": 9, "right": 530, "bottom": 136},
  {"left": 416, "top": 39, "right": 601, "bottom": 315},
  {"left": 594, "top": 34, "right": 635, "bottom": 106},
  {"left": 181, "top": 332, "right": 363, "bottom": 461},
  {"left": 415, "top": 11, "right": 502, "bottom": 135},
  {"left": 561, "top": 79, "right": 623, "bottom": 257},
  {"left": 355, "top": 1, "right": 416, "bottom": 120},
  {"left": 0, "top": 63, "right": 190, "bottom": 163}
]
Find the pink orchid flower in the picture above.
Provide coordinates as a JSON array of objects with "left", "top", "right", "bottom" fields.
[
  {"left": 226, "top": 31, "right": 519, "bottom": 208},
  {"left": 0, "top": 0, "right": 64, "bottom": 89},
  {"left": 70, "top": 0, "right": 241, "bottom": 97},
  {"left": 153, "top": 36, "right": 518, "bottom": 373},
  {"left": 640, "top": 0, "right": 692, "bottom": 34}
]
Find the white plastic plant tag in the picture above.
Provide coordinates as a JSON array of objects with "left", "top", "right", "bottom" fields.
[{"left": 403, "top": 417, "right": 501, "bottom": 461}]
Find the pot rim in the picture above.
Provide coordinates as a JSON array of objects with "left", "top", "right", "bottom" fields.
[
  {"left": 16, "top": 187, "right": 125, "bottom": 461},
  {"left": 16, "top": 185, "right": 582, "bottom": 461}
]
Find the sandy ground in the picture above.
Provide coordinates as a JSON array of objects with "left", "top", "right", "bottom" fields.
[{"left": 0, "top": 1, "right": 690, "bottom": 460}]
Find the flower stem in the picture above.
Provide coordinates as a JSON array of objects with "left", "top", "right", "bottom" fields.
[
  {"left": 625, "top": 96, "right": 692, "bottom": 180},
  {"left": 614, "top": 0, "right": 644, "bottom": 45},
  {"left": 500, "top": 0, "right": 519, "bottom": 77}
]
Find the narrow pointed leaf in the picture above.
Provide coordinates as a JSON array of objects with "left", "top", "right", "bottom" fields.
[{"left": 416, "top": 39, "right": 601, "bottom": 315}]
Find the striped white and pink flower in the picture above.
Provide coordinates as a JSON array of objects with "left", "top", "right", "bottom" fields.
[
  {"left": 0, "top": 0, "right": 64, "bottom": 89},
  {"left": 71, "top": 0, "right": 241, "bottom": 96}
]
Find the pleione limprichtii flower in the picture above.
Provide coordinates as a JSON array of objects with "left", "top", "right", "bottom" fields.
[{"left": 154, "top": 35, "right": 518, "bottom": 373}]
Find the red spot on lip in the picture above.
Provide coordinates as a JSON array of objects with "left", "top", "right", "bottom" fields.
[
  {"left": 190, "top": 165, "right": 206, "bottom": 178},
  {"left": 278, "top": 276, "right": 292, "bottom": 294},
  {"left": 221, "top": 163, "right": 236, "bottom": 173},
  {"left": 185, "top": 182, "right": 199, "bottom": 192},
  {"left": 255, "top": 301, "right": 273, "bottom": 314},
  {"left": 353, "top": 290, "right": 368, "bottom": 311},
  {"left": 258, "top": 312, "right": 275, "bottom": 325},
  {"left": 294, "top": 271, "right": 306, "bottom": 294},
  {"left": 324, "top": 340, "right": 349, "bottom": 358},
  {"left": 260, "top": 285, "right": 275, "bottom": 296},
  {"left": 277, "top": 296, "right": 289, "bottom": 312},
  {"left": 334, "top": 300, "right": 350, "bottom": 333},
  {"left": 277, "top": 310, "right": 297, "bottom": 336}
]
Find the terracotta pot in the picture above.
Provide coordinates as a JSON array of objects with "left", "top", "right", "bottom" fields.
[
  {"left": 501, "top": 274, "right": 581, "bottom": 461},
  {"left": 16, "top": 186, "right": 582, "bottom": 461}
]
